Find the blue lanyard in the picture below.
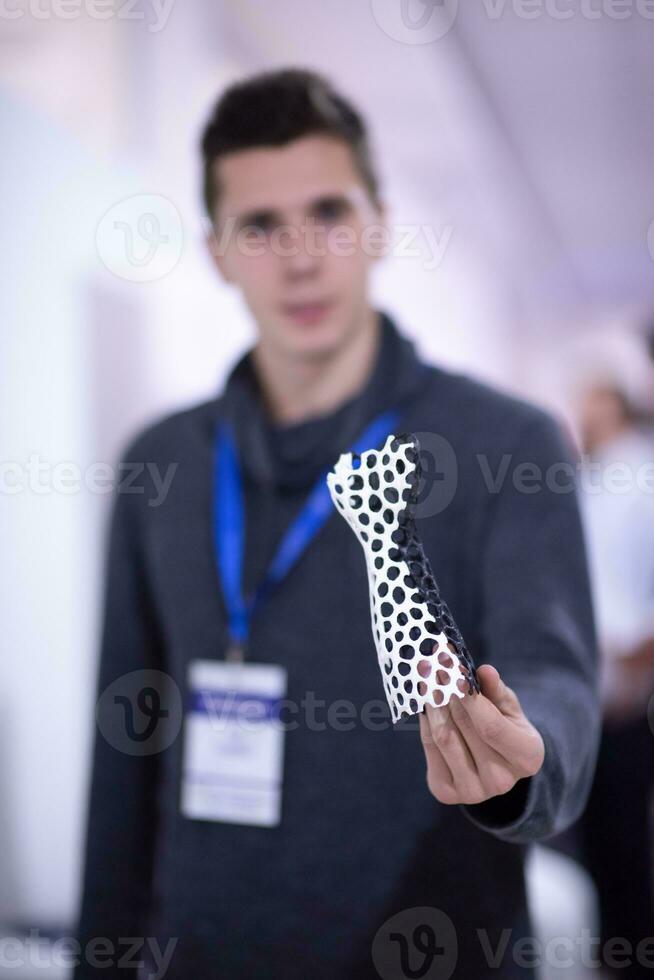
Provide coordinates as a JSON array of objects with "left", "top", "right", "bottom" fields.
[{"left": 213, "top": 408, "right": 400, "bottom": 652}]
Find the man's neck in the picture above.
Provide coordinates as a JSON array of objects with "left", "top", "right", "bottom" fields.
[{"left": 251, "top": 308, "right": 381, "bottom": 425}]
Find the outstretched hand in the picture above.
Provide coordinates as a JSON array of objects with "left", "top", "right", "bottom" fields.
[{"left": 419, "top": 656, "right": 545, "bottom": 806}]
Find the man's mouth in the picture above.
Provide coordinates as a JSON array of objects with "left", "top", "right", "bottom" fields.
[{"left": 281, "top": 299, "right": 334, "bottom": 326}]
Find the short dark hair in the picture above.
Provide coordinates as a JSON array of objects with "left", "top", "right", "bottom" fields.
[{"left": 200, "top": 67, "right": 381, "bottom": 221}]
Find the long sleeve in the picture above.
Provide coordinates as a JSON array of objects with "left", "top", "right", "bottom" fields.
[
  {"left": 462, "top": 413, "right": 601, "bottom": 843},
  {"left": 74, "top": 470, "right": 164, "bottom": 978}
]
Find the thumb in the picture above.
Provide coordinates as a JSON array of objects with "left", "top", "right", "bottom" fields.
[{"left": 477, "top": 664, "right": 521, "bottom": 717}]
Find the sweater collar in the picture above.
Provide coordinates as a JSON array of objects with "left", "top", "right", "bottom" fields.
[{"left": 218, "top": 310, "right": 428, "bottom": 491}]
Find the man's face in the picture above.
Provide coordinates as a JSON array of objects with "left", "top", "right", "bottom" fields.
[{"left": 207, "top": 134, "right": 386, "bottom": 361}]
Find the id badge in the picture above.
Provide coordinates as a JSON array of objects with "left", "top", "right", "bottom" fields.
[{"left": 181, "top": 659, "right": 287, "bottom": 827}]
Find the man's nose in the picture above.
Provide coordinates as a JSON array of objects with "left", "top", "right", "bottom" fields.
[
  {"left": 281, "top": 229, "right": 322, "bottom": 278},
  {"left": 277, "top": 216, "right": 325, "bottom": 276}
]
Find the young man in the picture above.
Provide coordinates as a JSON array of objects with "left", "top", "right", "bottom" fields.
[{"left": 75, "top": 69, "right": 599, "bottom": 979}]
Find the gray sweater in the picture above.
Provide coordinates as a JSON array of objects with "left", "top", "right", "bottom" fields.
[{"left": 75, "top": 312, "right": 599, "bottom": 979}]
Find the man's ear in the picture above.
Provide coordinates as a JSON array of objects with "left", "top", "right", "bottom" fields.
[{"left": 205, "top": 223, "right": 234, "bottom": 283}]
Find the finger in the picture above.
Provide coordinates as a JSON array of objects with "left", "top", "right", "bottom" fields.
[
  {"left": 419, "top": 712, "right": 457, "bottom": 803},
  {"left": 475, "top": 665, "right": 522, "bottom": 718},
  {"left": 424, "top": 703, "right": 487, "bottom": 804},
  {"left": 448, "top": 696, "right": 520, "bottom": 797},
  {"left": 460, "top": 689, "right": 540, "bottom": 772}
]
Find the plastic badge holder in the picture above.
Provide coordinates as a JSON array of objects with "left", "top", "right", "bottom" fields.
[{"left": 327, "top": 433, "right": 479, "bottom": 723}]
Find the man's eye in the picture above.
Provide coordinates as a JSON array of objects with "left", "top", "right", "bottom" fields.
[
  {"left": 314, "top": 199, "right": 349, "bottom": 222},
  {"left": 244, "top": 215, "right": 275, "bottom": 233}
]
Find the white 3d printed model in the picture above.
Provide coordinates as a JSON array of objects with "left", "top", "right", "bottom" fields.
[{"left": 327, "top": 433, "right": 479, "bottom": 723}]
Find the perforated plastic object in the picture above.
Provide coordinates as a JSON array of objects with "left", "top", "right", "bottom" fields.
[{"left": 327, "top": 432, "right": 480, "bottom": 723}]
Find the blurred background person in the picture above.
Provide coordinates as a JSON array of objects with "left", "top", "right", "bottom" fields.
[
  {"left": 579, "top": 381, "right": 654, "bottom": 721},
  {"left": 564, "top": 378, "right": 654, "bottom": 978}
]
